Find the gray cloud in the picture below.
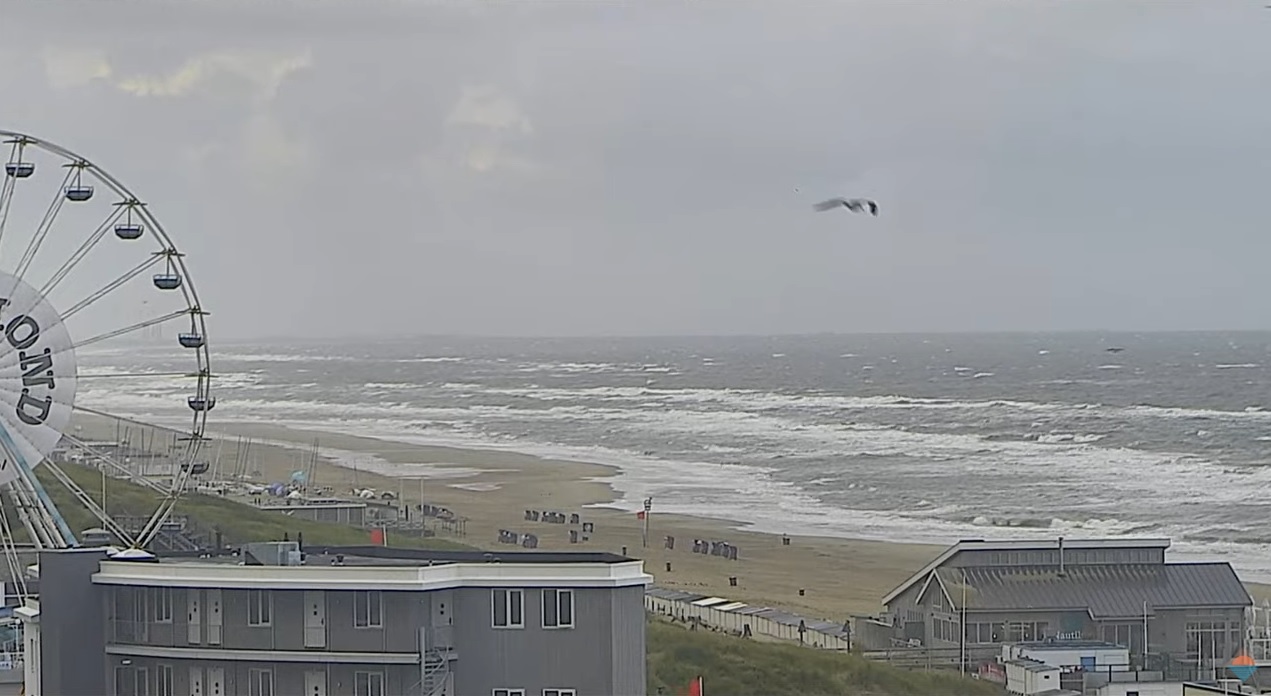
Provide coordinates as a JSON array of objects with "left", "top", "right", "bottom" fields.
[{"left": 1, "top": 0, "right": 1269, "bottom": 339}]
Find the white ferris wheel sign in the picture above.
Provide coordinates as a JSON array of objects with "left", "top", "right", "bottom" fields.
[{"left": 0, "top": 270, "right": 77, "bottom": 486}]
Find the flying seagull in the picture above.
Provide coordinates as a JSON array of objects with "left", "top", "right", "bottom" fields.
[
  {"left": 1105, "top": 347, "right": 1125, "bottom": 353},
  {"left": 813, "top": 197, "right": 879, "bottom": 216}
]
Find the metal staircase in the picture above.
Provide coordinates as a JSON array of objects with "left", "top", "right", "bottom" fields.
[
  {"left": 115, "top": 513, "right": 208, "bottom": 552},
  {"left": 421, "top": 649, "right": 450, "bottom": 696}
]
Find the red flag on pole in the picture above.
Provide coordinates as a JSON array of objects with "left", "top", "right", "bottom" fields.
[
  {"left": 687, "top": 676, "right": 704, "bottom": 696},
  {"left": 636, "top": 510, "right": 646, "bottom": 520}
]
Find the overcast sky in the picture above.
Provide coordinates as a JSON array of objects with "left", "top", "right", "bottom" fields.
[{"left": 1, "top": 0, "right": 1269, "bottom": 339}]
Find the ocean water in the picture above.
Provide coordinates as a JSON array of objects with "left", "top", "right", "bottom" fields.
[{"left": 75, "top": 332, "right": 1271, "bottom": 581}]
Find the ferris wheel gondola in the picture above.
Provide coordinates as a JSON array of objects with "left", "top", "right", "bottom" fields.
[{"left": 0, "top": 129, "right": 213, "bottom": 572}]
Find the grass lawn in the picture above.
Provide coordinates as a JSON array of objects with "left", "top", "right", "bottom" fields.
[{"left": 647, "top": 620, "right": 1002, "bottom": 696}]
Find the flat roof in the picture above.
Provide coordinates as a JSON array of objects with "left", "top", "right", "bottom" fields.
[
  {"left": 1014, "top": 640, "right": 1126, "bottom": 650},
  {"left": 257, "top": 502, "right": 367, "bottom": 510},
  {"left": 88, "top": 544, "right": 651, "bottom": 591},
  {"left": 302, "top": 545, "right": 635, "bottom": 565},
  {"left": 1005, "top": 659, "right": 1059, "bottom": 673}
]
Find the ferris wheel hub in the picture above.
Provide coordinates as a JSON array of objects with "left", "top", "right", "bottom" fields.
[{"left": 0, "top": 270, "right": 77, "bottom": 484}]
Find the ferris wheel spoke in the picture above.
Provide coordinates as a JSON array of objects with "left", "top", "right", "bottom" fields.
[
  {"left": 74, "top": 308, "right": 190, "bottom": 350},
  {"left": 0, "top": 136, "right": 35, "bottom": 254},
  {"left": 0, "top": 172, "right": 16, "bottom": 253},
  {"left": 6, "top": 165, "right": 75, "bottom": 302},
  {"left": 60, "top": 432, "right": 175, "bottom": 495},
  {"left": 60, "top": 253, "right": 165, "bottom": 322},
  {"left": 0, "top": 128, "right": 212, "bottom": 553},
  {"left": 67, "top": 406, "right": 208, "bottom": 511},
  {"left": 37, "top": 202, "right": 128, "bottom": 299},
  {"left": 42, "top": 458, "right": 138, "bottom": 546},
  {"left": 0, "top": 308, "right": 192, "bottom": 376},
  {"left": 0, "top": 431, "right": 75, "bottom": 548},
  {"left": 0, "top": 501, "right": 30, "bottom": 601},
  {"left": 72, "top": 403, "right": 198, "bottom": 439},
  {"left": 79, "top": 371, "right": 206, "bottom": 379}
]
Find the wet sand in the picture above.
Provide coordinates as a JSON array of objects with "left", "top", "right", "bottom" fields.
[{"left": 81, "top": 417, "right": 1271, "bottom": 622}]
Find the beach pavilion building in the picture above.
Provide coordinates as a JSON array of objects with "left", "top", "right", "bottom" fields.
[{"left": 876, "top": 538, "right": 1251, "bottom": 677}]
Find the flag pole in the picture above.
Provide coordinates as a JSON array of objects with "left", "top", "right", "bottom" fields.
[{"left": 1142, "top": 599, "right": 1149, "bottom": 666}]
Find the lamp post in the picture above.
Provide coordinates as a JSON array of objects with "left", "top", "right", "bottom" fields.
[
  {"left": 641, "top": 497, "right": 653, "bottom": 548},
  {"left": 960, "top": 568, "right": 968, "bottom": 676}
]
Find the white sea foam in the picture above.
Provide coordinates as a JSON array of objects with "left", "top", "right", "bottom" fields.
[
  {"left": 70, "top": 348, "right": 1271, "bottom": 583},
  {"left": 204, "top": 433, "right": 492, "bottom": 482}
]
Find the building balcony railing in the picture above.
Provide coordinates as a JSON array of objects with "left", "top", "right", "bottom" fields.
[
  {"left": 109, "top": 620, "right": 183, "bottom": 647},
  {"left": 108, "top": 620, "right": 461, "bottom": 657}
]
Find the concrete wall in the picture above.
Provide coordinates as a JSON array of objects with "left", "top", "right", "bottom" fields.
[
  {"left": 108, "top": 588, "right": 429, "bottom": 653},
  {"left": 104, "top": 583, "right": 647, "bottom": 696},
  {"left": 451, "top": 585, "right": 645, "bottom": 696},
  {"left": 1094, "top": 682, "right": 1183, "bottom": 696},
  {"left": 38, "top": 548, "right": 109, "bottom": 696}
]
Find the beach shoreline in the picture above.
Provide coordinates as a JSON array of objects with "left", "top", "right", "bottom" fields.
[
  {"left": 190, "top": 420, "right": 943, "bottom": 620},
  {"left": 167, "top": 419, "right": 1269, "bottom": 619}
]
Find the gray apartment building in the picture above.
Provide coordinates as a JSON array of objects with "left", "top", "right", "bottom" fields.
[
  {"left": 19, "top": 542, "right": 652, "bottom": 696},
  {"left": 875, "top": 537, "right": 1251, "bottom": 676}
]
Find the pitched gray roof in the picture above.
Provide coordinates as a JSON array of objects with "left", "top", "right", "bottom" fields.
[{"left": 936, "top": 563, "right": 1251, "bottom": 617}]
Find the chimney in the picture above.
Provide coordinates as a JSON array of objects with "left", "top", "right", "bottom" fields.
[{"left": 1057, "top": 536, "right": 1066, "bottom": 576}]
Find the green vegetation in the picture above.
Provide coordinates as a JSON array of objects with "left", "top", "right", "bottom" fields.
[
  {"left": 35, "top": 462, "right": 472, "bottom": 550},
  {"left": 646, "top": 620, "right": 1002, "bottom": 696},
  {"left": 37, "top": 464, "right": 996, "bottom": 695}
]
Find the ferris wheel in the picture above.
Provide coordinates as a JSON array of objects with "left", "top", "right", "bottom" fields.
[{"left": 0, "top": 128, "right": 212, "bottom": 563}]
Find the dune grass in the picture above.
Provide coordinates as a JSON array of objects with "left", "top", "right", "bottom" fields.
[
  {"left": 33, "top": 462, "right": 472, "bottom": 550},
  {"left": 34, "top": 463, "right": 996, "bottom": 694},
  {"left": 647, "top": 620, "right": 1002, "bottom": 696}
]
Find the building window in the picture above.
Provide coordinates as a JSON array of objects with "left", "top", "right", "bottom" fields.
[
  {"left": 493, "top": 690, "right": 526, "bottom": 696},
  {"left": 354, "top": 591, "right": 383, "bottom": 628},
  {"left": 354, "top": 671, "right": 385, "bottom": 696},
  {"left": 542, "top": 589, "right": 574, "bottom": 628},
  {"left": 1186, "top": 620, "right": 1237, "bottom": 664},
  {"left": 156, "top": 664, "right": 174, "bottom": 696},
  {"left": 543, "top": 690, "right": 577, "bottom": 696},
  {"left": 1003, "top": 621, "right": 1049, "bottom": 642},
  {"left": 248, "top": 668, "right": 274, "bottom": 696},
  {"left": 248, "top": 590, "right": 272, "bottom": 627},
  {"left": 136, "top": 667, "right": 150, "bottom": 696},
  {"left": 1101, "top": 623, "right": 1145, "bottom": 653},
  {"left": 492, "top": 589, "right": 524, "bottom": 628},
  {"left": 965, "top": 622, "right": 1003, "bottom": 644},
  {"left": 152, "top": 588, "right": 173, "bottom": 624}
]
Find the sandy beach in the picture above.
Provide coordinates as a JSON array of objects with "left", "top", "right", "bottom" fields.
[
  {"left": 189, "top": 421, "right": 942, "bottom": 621},
  {"left": 76, "top": 415, "right": 1271, "bottom": 623}
]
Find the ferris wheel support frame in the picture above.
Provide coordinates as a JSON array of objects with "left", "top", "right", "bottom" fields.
[
  {"left": 0, "top": 128, "right": 213, "bottom": 551},
  {"left": 0, "top": 427, "right": 76, "bottom": 547}
]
